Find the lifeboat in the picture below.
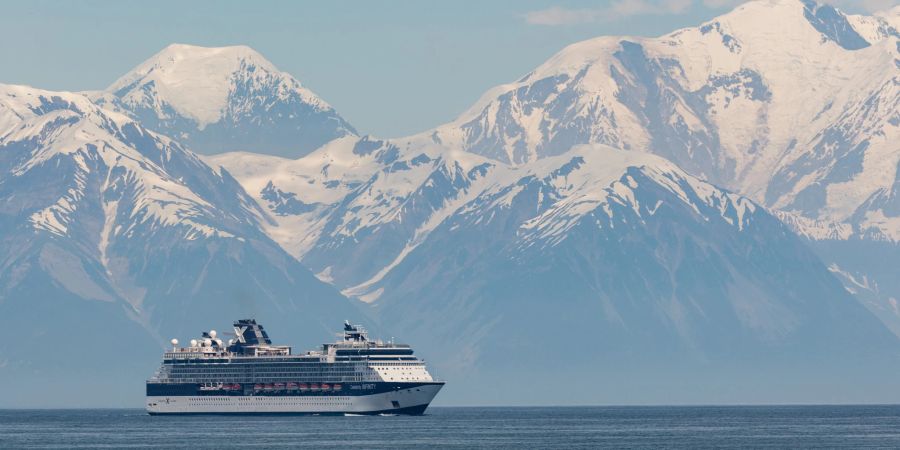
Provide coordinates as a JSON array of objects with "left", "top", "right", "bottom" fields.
[
  {"left": 333, "top": 384, "right": 342, "bottom": 391},
  {"left": 274, "top": 382, "right": 285, "bottom": 390},
  {"left": 321, "top": 383, "right": 331, "bottom": 391},
  {"left": 298, "top": 383, "right": 309, "bottom": 391},
  {"left": 264, "top": 384, "right": 274, "bottom": 391},
  {"left": 310, "top": 383, "right": 320, "bottom": 391},
  {"left": 232, "top": 384, "right": 242, "bottom": 390},
  {"left": 287, "top": 382, "right": 298, "bottom": 390},
  {"left": 254, "top": 384, "right": 263, "bottom": 391}
]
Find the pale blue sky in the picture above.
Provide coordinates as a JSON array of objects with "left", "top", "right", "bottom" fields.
[{"left": 0, "top": 0, "right": 878, "bottom": 137}]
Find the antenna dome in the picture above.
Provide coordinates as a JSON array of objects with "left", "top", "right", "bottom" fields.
[
  {"left": 209, "top": 330, "right": 217, "bottom": 338},
  {"left": 170, "top": 338, "right": 178, "bottom": 346},
  {"left": 190, "top": 339, "right": 198, "bottom": 347}
]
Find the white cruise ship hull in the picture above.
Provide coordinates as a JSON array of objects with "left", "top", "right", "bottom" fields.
[{"left": 146, "top": 383, "right": 443, "bottom": 415}]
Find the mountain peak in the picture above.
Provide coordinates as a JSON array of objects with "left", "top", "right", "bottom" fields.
[
  {"left": 144, "top": 43, "right": 277, "bottom": 72},
  {"left": 104, "top": 44, "right": 356, "bottom": 157},
  {"left": 705, "top": 0, "right": 870, "bottom": 50},
  {"left": 107, "top": 43, "right": 287, "bottom": 127}
]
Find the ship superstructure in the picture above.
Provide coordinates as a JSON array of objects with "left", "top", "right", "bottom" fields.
[{"left": 146, "top": 319, "right": 443, "bottom": 415}]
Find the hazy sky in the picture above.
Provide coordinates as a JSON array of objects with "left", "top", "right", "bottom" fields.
[{"left": 0, "top": 0, "right": 881, "bottom": 137}]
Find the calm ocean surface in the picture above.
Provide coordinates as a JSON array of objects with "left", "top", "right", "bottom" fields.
[{"left": 3, "top": 405, "right": 900, "bottom": 448}]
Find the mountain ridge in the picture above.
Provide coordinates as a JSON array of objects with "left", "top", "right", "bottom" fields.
[
  {"left": 411, "top": 0, "right": 898, "bottom": 241},
  {"left": 99, "top": 43, "right": 357, "bottom": 158}
]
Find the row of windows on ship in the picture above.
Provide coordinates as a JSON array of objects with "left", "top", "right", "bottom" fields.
[
  {"left": 165, "top": 363, "right": 420, "bottom": 375},
  {"left": 197, "top": 382, "right": 345, "bottom": 392},
  {"left": 187, "top": 397, "right": 354, "bottom": 407},
  {"left": 168, "top": 368, "right": 369, "bottom": 376},
  {"left": 168, "top": 365, "right": 363, "bottom": 370},
  {"left": 165, "top": 360, "right": 420, "bottom": 365}
]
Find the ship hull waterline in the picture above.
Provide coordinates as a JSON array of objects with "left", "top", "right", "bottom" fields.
[{"left": 147, "top": 382, "right": 443, "bottom": 415}]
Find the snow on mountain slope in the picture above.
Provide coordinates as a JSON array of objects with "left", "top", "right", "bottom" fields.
[
  {"left": 0, "top": 84, "right": 251, "bottom": 241},
  {"left": 847, "top": 6, "right": 900, "bottom": 44},
  {"left": 205, "top": 136, "right": 376, "bottom": 260},
  {"left": 200, "top": 2, "right": 900, "bottom": 403},
  {"left": 101, "top": 44, "right": 356, "bottom": 157},
  {"left": 415, "top": 0, "right": 899, "bottom": 240},
  {"left": 110, "top": 45, "right": 284, "bottom": 128},
  {"left": 335, "top": 143, "right": 758, "bottom": 297},
  {"left": 400, "top": 0, "right": 900, "bottom": 348},
  {"left": 207, "top": 135, "right": 500, "bottom": 290},
  {"left": 210, "top": 134, "right": 761, "bottom": 299},
  {"left": 771, "top": 210, "right": 853, "bottom": 240},
  {"left": 0, "top": 84, "right": 363, "bottom": 405},
  {"left": 210, "top": 135, "right": 900, "bottom": 403},
  {"left": 359, "top": 143, "right": 900, "bottom": 404}
]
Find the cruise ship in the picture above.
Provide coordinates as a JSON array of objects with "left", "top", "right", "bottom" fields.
[{"left": 146, "top": 319, "right": 444, "bottom": 415}]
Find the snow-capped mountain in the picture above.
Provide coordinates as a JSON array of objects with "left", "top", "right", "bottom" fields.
[
  {"left": 101, "top": 44, "right": 356, "bottom": 158},
  {"left": 0, "top": 84, "right": 363, "bottom": 406},
  {"left": 202, "top": 0, "right": 900, "bottom": 403},
  {"left": 847, "top": 6, "right": 900, "bottom": 43},
  {"left": 380, "top": 0, "right": 900, "bottom": 348},
  {"left": 209, "top": 0, "right": 900, "bottom": 295},
  {"left": 206, "top": 135, "right": 499, "bottom": 290},
  {"left": 365, "top": 145, "right": 900, "bottom": 404},
  {"left": 419, "top": 0, "right": 899, "bottom": 240},
  {"left": 211, "top": 139, "right": 900, "bottom": 404}
]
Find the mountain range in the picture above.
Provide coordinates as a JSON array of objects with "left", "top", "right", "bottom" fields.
[{"left": 2, "top": 0, "right": 899, "bottom": 406}]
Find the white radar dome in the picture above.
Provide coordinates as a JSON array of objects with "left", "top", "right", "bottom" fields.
[
  {"left": 204, "top": 339, "right": 212, "bottom": 346},
  {"left": 170, "top": 338, "right": 178, "bottom": 346},
  {"left": 190, "top": 339, "right": 198, "bottom": 347},
  {"left": 209, "top": 330, "right": 217, "bottom": 338}
]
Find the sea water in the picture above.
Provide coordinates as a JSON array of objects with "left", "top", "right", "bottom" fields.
[{"left": 3, "top": 405, "right": 900, "bottom": 448}]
